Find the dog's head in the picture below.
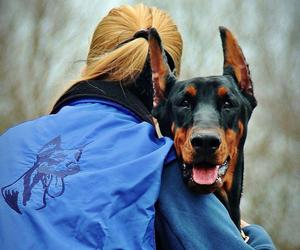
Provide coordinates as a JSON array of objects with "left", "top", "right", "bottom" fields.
[{"left": 150, "top": 27, "right": 256, "bottom": 195}]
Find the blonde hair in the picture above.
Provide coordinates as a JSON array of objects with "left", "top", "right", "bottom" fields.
[{"left": 79, "top": 4, "right": 182, "bottom": 84}]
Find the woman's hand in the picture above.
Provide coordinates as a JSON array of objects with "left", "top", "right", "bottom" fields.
[{"left": 241, "top": 219, "right": 250, "bottom": 228}]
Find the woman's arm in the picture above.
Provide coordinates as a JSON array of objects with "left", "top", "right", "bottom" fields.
[{"left": 155, "top": 160, "right": 275, "bottom": 250}]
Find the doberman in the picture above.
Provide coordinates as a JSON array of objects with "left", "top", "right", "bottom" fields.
[{"left": 148, "top": 27, "right": 257, "bottom": 230}]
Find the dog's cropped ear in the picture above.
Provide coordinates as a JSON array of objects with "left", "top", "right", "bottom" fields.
[
  {"left": 220, "top": 27, "right": 257, "bottom": 108},
  {"left": 149, "top": 28, "right": 175, "bottom": 137},
  {"left": 148, "top": 28, "right": 175, "bottom": 98}
]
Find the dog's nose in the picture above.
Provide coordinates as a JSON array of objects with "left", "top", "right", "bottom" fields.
[{"left": 190, "top": 133, "right": 221, "bottom": 152}]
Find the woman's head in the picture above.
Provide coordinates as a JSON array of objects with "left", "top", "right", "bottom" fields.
[{"left": 81, "top": 4, "right": 182, "bottom": 83}]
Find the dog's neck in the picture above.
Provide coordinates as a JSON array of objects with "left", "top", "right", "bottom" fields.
[{"left": 215, "top": 146, "right": 245, "bottom": 230}]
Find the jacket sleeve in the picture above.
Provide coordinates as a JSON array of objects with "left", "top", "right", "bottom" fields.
[
  {"left": 155, "top": 160, "right": 276, "bottom": 250},
  {"left": 243, "top": 225, "right": 276, "bottom": 250}
]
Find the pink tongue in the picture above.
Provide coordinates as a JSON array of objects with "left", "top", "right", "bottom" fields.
[{"left": 192, "top": 166, "right": 218, "bottom": 185}]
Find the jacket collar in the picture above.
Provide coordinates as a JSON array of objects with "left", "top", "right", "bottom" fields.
[{"left": 51, "top": 80, "right": 154, "bottom": 125}]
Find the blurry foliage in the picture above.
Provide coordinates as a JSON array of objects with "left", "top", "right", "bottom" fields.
[{"left": 0, "top": 0, "right": 299, "bottom": 249}]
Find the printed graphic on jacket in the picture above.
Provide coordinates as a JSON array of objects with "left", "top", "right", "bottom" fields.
[{"left": 1, "top": 136, "right": 83, "bottom": 214}]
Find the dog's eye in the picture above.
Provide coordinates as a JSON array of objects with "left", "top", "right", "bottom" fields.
[
  {"left": 181, "top": 99, "right": 191, "bottom": 108},
  {"left": 223, "top": 98, "right": 233, "bottom": 109}
]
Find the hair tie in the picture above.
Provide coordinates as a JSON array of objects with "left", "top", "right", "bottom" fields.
[
  {"left": 133, "top": 29, "right": 149, "bottom": 40},
  {"left": 115, "top": 29, "right": 149, "bottom": 49}
]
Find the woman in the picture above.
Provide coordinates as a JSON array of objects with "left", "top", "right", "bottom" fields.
[{"left": 0, "top": 4, "right": 274, "bottom": 249}]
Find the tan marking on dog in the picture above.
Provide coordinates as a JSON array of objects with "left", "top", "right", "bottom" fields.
[
  {"left": 222, "top": 120, "right": 244, "bottom": 193},
  {"left": 174, "top": 127, "right": 194, "bottom": 164},
  {"left": 217, "top": 86, "right": 229, "bottom": 97},
  {"left": 186, "top": 85, "right": 197, "bottom": 97}
]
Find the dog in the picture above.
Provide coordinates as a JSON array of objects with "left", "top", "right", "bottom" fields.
[{"left": 148, "top": 27, "right": 257, "bottom": 230}]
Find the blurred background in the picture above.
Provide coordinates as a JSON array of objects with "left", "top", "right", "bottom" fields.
[{"left": 0, "top": 0, "right": 299, "bottom": 249}]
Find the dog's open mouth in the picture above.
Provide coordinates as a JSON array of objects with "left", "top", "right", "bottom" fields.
[{"left": 182, "top": 159, "right": 229, "bottom": 190}]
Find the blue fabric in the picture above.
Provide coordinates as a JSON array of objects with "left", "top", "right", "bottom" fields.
[
  {"left": 0, "top": 99, "right": 175, "bottom": 250},
  {"left": 243, "top": 225, "right": 276, "bottom": 250},
  {"left": 155, "top": 160, "right": 276, "bottom": 250}
]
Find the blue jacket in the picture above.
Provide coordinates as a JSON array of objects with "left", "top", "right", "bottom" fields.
[
  {"left": 0, "top": 97, "right": 178, "bottom": 249},
  {"left": 0, "top": 80, "right": 275, "bottom": 249}
]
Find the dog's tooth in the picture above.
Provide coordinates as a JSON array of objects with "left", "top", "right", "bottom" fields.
[
  {"left": 216, "top": 177, "right": 223, "bottom": 187},
  {"left": 218, "top": 166, "right": 226, "bottom": 176}
]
